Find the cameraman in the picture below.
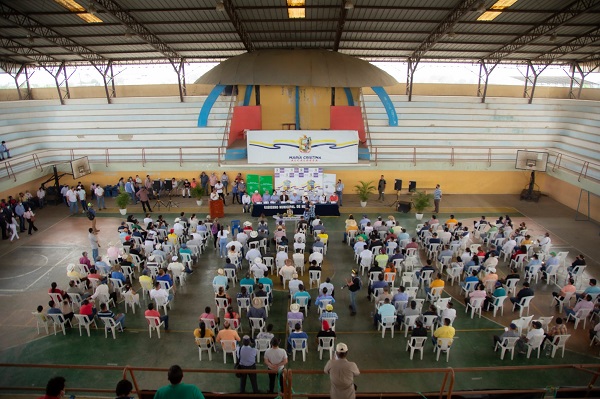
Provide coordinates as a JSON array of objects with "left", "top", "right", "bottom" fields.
[{"left": 343, "top": 269, "right": 361, "bottom": 316}]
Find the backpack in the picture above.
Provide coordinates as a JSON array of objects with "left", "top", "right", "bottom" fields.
[
  {"left": 86, "top": 210, "right": 95, "bottom": 220},
  {"left": 355, "top": 276, "right": 363, "bottom": 290}
]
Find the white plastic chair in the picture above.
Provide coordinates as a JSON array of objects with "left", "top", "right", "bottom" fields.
[
  {"left": 255, "top": 338, "right": 271, "bottom": 362},
  {"left": 291, "top": 338, "right": 308, "bottom": 361},
  {"left": 145, "top": 315, "right": 164, "bottom": 338},
  {"left": 551, "top": 291, "right": 574, "bottom": 313},
  {"left": 32, "top": 311, "right": 50, "bottom": 335},
  {"left": 512, "top": 296, "right": 534, "bottom": 317},
  {"left": 295, "top": 296, "right": 310, "bottom": 317},
  {"left": 461, "top": 281, "right": 478, "bottom": 298},
  {"left": 490, "top": 295, "right": 508, "bottom": 317},
  {"left": 446, "top": 266, "right": 462, "bottom": 286},
  {"left": 378, "top": 315, "right": 397, "bottom": 338},
  {"left": 504, "top": 278, "right": 520, "bottom": 296},
  {"left": 466, "top": 297, "right": 484, "bottom": 319},
  {"left": 237, "top": 297, "right": 251, "bottom": 315},
  {"left": 566, "top": 308, "right": 592, "bottom": 329},
  {"left": 100, "top": 316, "right": 123, "bottom": 339},
  {"left": 154, "top": 296, "right": 171, "bottom": 315},
  {"left": 427, "top": 286, "right": 444, "bottom": 304},
  {"left": 318, "top": 336, "right": 335, "bottom": 360},
  {"left": 402, "top": 314, "right": 419, "bottom": 338},
  {"left": 406, "top": 336, "right": 427, "bottom": 360},
  {"left": 309, "top": 270, "right": 322, "bottom": 288},
  {"left": 434, "top": 337, "right": 455, "bottom": 362},
  {"left": 525, "top": 334, "right": 545, "bottom": 358},
  {"left": 495, "top": 336, "right": 519, "bottom": 360},
  {"left": 196, "top": 337, "right": 214, "bottom": 361},
  {"left": 249, "top": 317, "right": 265, "bottom": 338},
  {"left": 546, "top": 334, "right": 571, "bottom": 358},
  {"left": 73, "top": 314, "right": 97, "bottom": 337},
  {"left": 215, "top": 297, "right": 229, "bottom": 318},
  {"left": 221, "top": 339, "right": 237, "bottom": 364},
  {"left": 47, "top": 313, "right": 71, "bottom": 336},
  {"left": 511, "top": 315, "right": 534, "bottom": 335}
]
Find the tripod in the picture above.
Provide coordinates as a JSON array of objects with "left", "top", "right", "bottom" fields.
[
  {"left": 389, "top": 190, "right": 401, "bottom": 208},
  {"left": 153, "top": 192, "right": 168, "bottom": 210},
  {"left": 165, "top": 193, "right": 180, "bottom": 210}
]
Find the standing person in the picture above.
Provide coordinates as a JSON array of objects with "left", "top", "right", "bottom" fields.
[
  {"left": 37, "top": 186, "right": 46, "bottom": 209},
  {"left": 237, "top": 335, "right": 259, "bottom": 394},
  {"left": 37, "top": 376, "right": 66, "bottom": 399},
  {"left": 8, "top": 214, "right": 19, "bottom": 242},
  {"left": 136, "top": 186, "right": 153, "bottom": 213},
  {"left": 78, "top": 185, "right": 88, "bottom": 212},
  {"left": 324, "top": 343, "right": 360, "bottom": 399},
  {"left": 264, "top": 337, "right": 288, "bottom": 394},
  {"left": 231, "top": 180, "right": 239, "bottom": 204},
  {"left": 66, "top": 186, "right": 78, "bottom": 214},
  {"left": 154, "top": 365, "right": 205, "bottom": 399},
  {"left": 335, "top": 179, "right": 344, "bottom": 207},
  {"left": 94, "top": 184, "right": 106, "bottom": 210},
  {"left": 377, "top": 175, "right": 386, "bottom": 202},
  {"left": 115, "top": 379, "right": 134, "bottom": 398},
  {"left": 89, "top": 228, "right": 100, "bottom": 262},
  {"left": 215, "top": 180, "right": 226, "bottom": 205},
  {"left": 87, "top": 203, "right": 99, "bottom": 233},
  {"left": 221, "top": 172, "right": 229, "bottom": 195},
  {"left": 344, "top": 269, "right": 361, "bottom": 316},
  {"left": 200, "top": 172, "right": 209, "bottom": 195},
  {"left": 434, "top": 184, "right": 442, "bottom": 213},
  {"left": 23, "top": 207, "right": 38, "bottom": 235}
]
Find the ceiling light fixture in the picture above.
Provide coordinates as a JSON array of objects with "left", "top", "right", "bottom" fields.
[
  {"left": 52, "top": 0, "right": 103, "bottom": 23},
  {"left": 549, "top": 33, "right": 557, "bottom": 42},
  {"left": 344, "top": 1, "right": 354, "bottom": 10},
  {"left": 215, "top": 1, "right": 225, "bottom": 12},
  {"left": 88, "top": 2, "right": 97, "bottom": 15},
  {"left": 27, "top": 35, "right": 34, "bottom": 44},
  {"left": 477, "top": 1, "right": 487, "bottom": 12},
  {"left": 447, "top": 27, "right": 456, "bottom": 37},
  {"left": 477, "top": 0, "right": 518, "bottom": 22}
]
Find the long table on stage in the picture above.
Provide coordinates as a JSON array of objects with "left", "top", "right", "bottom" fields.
[{"left": 251, "top": 203, "right": 340, "bottom": 217}]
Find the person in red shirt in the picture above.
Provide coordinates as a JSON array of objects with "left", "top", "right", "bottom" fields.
[
  {"left": 145, "top": 302, "right": 169, "bottom": 330},
  {"left": 48, "top": 282, "right": 69, "bottom": 301},
  {"left": 511, "top": 245, "right": 527, "bottom": 260},
  {"left": 79, "top": 299, "right": 96, "bottom": 318},
  {"left": 329, "top": 193, "right": 339, "bottom": 203},
  {"left": 37, "top": 376, "right": 65, "bottom": 399}
]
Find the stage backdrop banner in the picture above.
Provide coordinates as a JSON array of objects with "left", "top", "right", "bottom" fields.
[
  {"left": 274, "top": 168, "right": 323, "bottom": 195},
  {"left": 246, "top": 174, "right": 260, "bottom": 194},
  {"left": 323, "top": 173, "right": 337, "bottom": 195},
  {"left": 259, "top": 175, "right": 274, "bottom": 194},
  {"left": 247, "top": 130, "right": 359, "bottom": 164}
]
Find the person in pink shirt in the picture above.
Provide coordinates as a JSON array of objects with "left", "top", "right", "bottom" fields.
[
  {"left": 79, "top": 251, "right": 92, "bottom": 268},
  {"left": 251, "top": 190, "right": 263, "bottom": 203}
]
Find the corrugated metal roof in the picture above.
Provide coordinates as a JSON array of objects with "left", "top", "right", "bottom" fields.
[{"left": 0, "top": 0, "right": 598, "bottom": 66}]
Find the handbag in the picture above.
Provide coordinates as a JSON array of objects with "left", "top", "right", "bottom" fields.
[{"left": 30, "top": 216, "right": 35, "bottom": 222}]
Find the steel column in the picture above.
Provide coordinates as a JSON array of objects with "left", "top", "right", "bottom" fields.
[
  {"left": 44, "top": 62, "right": 71, "bottom": 105},
  {"left": 406, "top": 57, "right": 418, "bottom": 102},
  {"left": 477, "top": 60, "right": 496, "bottom": 103},
  {"left": 523, "top": 61, "right": 548, "bottom": 104}
]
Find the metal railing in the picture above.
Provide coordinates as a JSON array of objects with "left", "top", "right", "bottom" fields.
[
  {"left": 0, "top": 363, "right": 599, "bottom": 399},
  {"left": 359, "top": 88, "right": 372, "bottom": 149}
]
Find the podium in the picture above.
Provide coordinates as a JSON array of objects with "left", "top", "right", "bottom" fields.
[{"left": 209, "top": 200, "right": 225, "bottom": 218}]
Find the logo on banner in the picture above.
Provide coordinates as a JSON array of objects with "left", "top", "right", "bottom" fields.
[{"left": 299, "top": 135, "right": 312, "bottom": 153}]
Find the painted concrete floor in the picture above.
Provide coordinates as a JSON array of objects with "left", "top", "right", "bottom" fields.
[{"left": 0, "top": 193, "right": 598, "bottom": 397}]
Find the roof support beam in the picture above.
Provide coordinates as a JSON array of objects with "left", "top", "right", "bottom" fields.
[
  {"left": 43, "top": 62, "right": 72, "bottom": 105},
  {"left": 0, "top": 35, "right": 59, "bottom": 64},
  {"left": 93, "top": 60, "right": 117, "bottom": 104},
  {"left": 173, "top": 58, "right": 187, "bottom": 102},
  {"left": 523, "top": 61, "right": 548, "bottom": 104},
  {"left": 484, "top": 0, "right": 600, "bottom": 64},
  {"left": 535, "top": 26, "right": 600, "bottom": 64},
  {"left": 405, "top": 57, "right": 418, "bottom": 102},
  {"left": 0, "top": 62, "right": 33, "bottom": 100},
  {"left": 568, "top": 61, "right": 600, "bottom": 99},
  {"left": 477, "top": 60, "right": 497, "bottom": 103},
  {"left": 222, "top": 0, "right": 254, "bottom": 52},
  {"left": 333, "top": 0, "right": 350, "bottom": 51}
]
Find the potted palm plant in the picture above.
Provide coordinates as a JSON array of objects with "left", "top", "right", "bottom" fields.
[
  {"left": 412, "top": 191, "right": 433, "bottom": 220},
  {"left": 354, "top": 180, "right": 376, "bottom": 207},
  {"left": 115, "top": 188, "right": 131, "bottom": 216},
  {"left": 191, "top": 185, "right": 205, "bottom": 206}
]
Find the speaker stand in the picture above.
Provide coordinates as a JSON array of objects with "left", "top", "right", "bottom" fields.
[{"left": 389, "top": 190, "right": 401, "bottom": 208}]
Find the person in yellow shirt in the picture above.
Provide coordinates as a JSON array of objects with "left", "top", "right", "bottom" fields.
[
  {"left": 445, "top": 215, "right": 458, "bottom": 226},
  {"left": 433, "top": 317, "right": 455, "bottom": 346},
  {"left": 427, "top": 273, "right": 445, "bottom": 296},
  {"left": 167, "top": 229, "right": 178, "bottom": 245},
  {"left": 194, "top": 321, "right": 215, "bottom": 348}
]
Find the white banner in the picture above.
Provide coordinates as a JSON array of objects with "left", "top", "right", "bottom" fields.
[
  {"left": 323, "top": 173, "right": 336, "bottom": 195},
  {"left": 274, "top": 167, "right": 323, "bottom": 195},
  {"left": 247, "top": 130, "right": 359, "bottom": 164}
]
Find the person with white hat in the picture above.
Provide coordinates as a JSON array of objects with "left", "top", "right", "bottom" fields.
[
  {"left": 212, "top": 268, "right": 229, "bottom": 290},
  {"left": 245, "top": 244, "right": 262, "bottom": 267},
  {"left": 324, "top": 342, "right": 360, "bottom": 399},
  {"left": 250, "top": 258, "right": 268, "bottom": 280},
  {"left": 247, "top": 296, "right": 267, "bottom": 323},
  {"left": 287, "top": 303, "right": 304, "bottom": 323},
  {"left": 288, "top": 272, "right": 302, "bottom": 294}
]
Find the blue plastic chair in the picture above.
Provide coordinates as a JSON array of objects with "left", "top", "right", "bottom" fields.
[{"left": 231, "top": 220, "right": 241, "bottom": 235}]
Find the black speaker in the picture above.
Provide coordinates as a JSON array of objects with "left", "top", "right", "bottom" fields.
[
  {"left": 153, "top": 180, "right": 161, "bottom": 192},
  {"left": 394, "top": 179, "right": 403, "bottom": 191},
  {"left": 164, "top": 180, "right": 173, "bottom": 191},
  {"left": 408, "top": 181, "right": 417, "bottom": 192},
  {"left": 397, "top": 201, "right": 412, "bottom": 213}
]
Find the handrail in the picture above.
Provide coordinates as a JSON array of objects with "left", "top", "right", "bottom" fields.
[
  {"left": 0, "top": 363, "right": 599, "bottom": 399},
  {"left": 359, "top": 88, "right": 372, "bottom": 150},
  {"left": 3, "top": 160, "right": 15, "bottom": 182},
  {"left": 221, "top": 94, "right": 237, "bottom": 149}
]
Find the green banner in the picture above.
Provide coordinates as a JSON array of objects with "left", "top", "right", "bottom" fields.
[
  {"left": 259, "top": 175, "right": 273, "bottom": 194},
  {"left": 246, "top": 174, "right": 260, "bottom": 194}
]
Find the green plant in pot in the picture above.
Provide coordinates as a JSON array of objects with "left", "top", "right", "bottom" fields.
[
  {"left": 115, "top": 188, "right": 131, "bottom": 216},
  {"left": 191, "top": 185, "right": 205, "bottom": 206},
  {"left": 354, "top": 180, "right": 376, "bottom": 207},
  {"left": 412, "top": 191, "right": 432, "bottom": 220}
]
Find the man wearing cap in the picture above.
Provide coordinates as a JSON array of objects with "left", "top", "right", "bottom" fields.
[
  {"left": 345, "top": 270, "right": 361, "bottom": 316},
  {"left": 264, "top": 337, "right": 288, "bottom": 394},
  {"left": 541, "top": 251, "right": 560, "bottom": 279},
  {"left": 212, "top": 268, "right": 229, "bottom": 290},
  {"left": 251, "top": 190, "right": 262, "bottom": 204},
  {"left": 320, "top": 303, "right": 339, "bottom": 323},
  {"left": 493, "top": 322, "right": 520, "bottom": 349},
  {"left": 237, "top": 335, "right": 259, "bottom": 394},
  {"left": 324, "top": 342, "right": 360, "bottom": 399},
  {"left": 168, "top": 255, "right": 190, "bottom": 277}
]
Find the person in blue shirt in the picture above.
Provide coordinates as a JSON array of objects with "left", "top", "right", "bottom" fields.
[
  {"left": 111, "top": 265, "right": 127, "bottom": 284},
  {"left": 287, "top": 323, "right": 308, "bottom": 354},
  {"left": 262, "top": 190, "right": 271, "bottom": 203}
]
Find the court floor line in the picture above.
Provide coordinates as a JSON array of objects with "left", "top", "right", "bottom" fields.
[
  {"left": 0, "top": 255, "right": 48, "bottom": 281},
  {"left": 0, "top": 250, "right": 76, "bottom": 293}
]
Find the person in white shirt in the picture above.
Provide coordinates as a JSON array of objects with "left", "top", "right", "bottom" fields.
[
  {"left": 94, "top": 185, "right": 105, "bottom": 210},
  {"left": 66, "top": 187, "right": 79, "bottom": 214},
  {"left": 214, "top": 181, "right": 225, "bottom": 203},
  {"left": 293, "top": 238, "right": 305, "bottom": 252},
  {"left": 309, "top": 249, "right": 324, "bottom": 265},
  {"left": 319, "top": 277, "right": 335, "bottom": 296},
  {"left": 143, "top": 214, "right": 153, "bottom": 227},
  {"left": 241, "top": 192, "right": 252, "bottom": 213},
  {"left": 250, "top": 258, "right": 268, "bottom": 280},
  {"left": 279, "top": 259, "right": 296, "bottom": 284},
  {"left": 237, "top": 231, "right": 249, "bottom": 247},
  {"left": 37, "top": 186, "right": 46, "bottom": 208},
  {"left": 276, "top": 248, "right": 288, "bottom": 269},
  {"left": 150, "top": 281, "right": 173, "bottom": 302},
  {"left": 78, "top": 186, "right": 88, "bottom": 212},
  {"left": 246, "top": 247, "right": 262, "bottom": 265}
]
